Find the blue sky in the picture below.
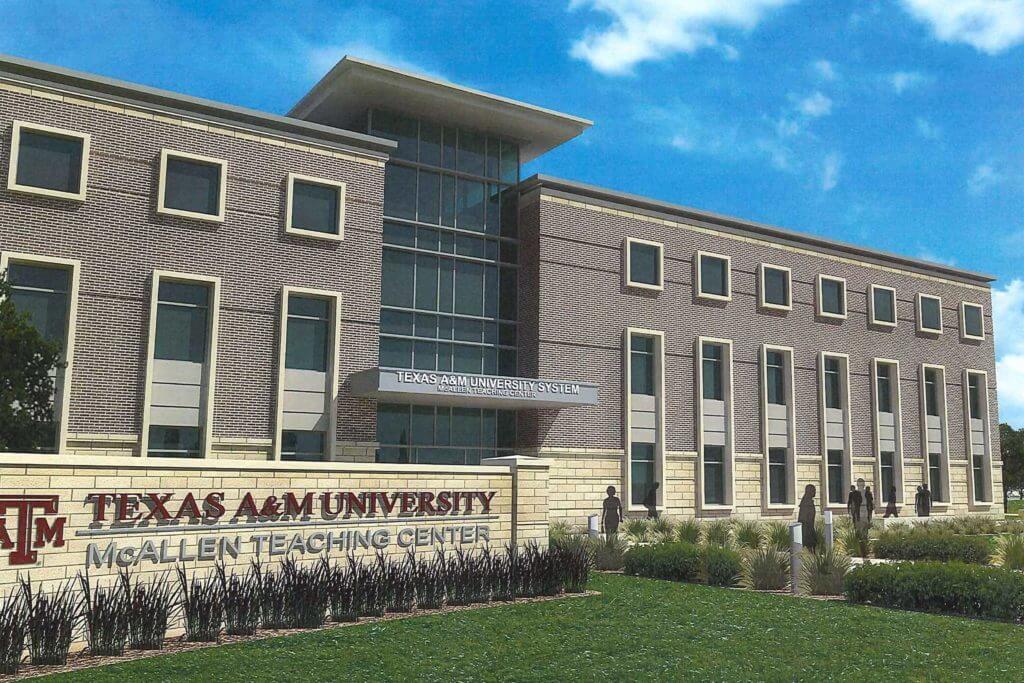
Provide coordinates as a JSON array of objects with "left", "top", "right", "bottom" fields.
[{"left": 2, "top": 0, "right": 1023, "bottom": 424}]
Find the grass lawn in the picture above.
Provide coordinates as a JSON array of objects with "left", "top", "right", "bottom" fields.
[
  {"left": 1009, "top": 499, "right": 1022, "bottom": 516},
  {"left": 45, "top": 573, "right": 1024, "bottom": 682}
]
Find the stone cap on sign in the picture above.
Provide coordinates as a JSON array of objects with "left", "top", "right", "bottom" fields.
[{"left": 481, "top": 455, "right": 551, "bottom": 471}]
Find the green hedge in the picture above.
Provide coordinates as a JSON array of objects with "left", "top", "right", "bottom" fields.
[
  {"left": 844, "top": 561, "right": 1024, "bottom": 622},
  {"left": 623, "top": 542, "right": 741, "bottom": 587},
  {"left": 873, "top": 528, "right": 991, "bottom": 564}
]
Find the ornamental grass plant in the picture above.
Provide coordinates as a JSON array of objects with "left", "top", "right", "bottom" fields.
[
  {"left": 22, "top": 578, "right": 80, "bottom": 666},
  {"left": 676, "top": 518, "right": 702, "bottom": 545},
  {"left": 800, "top": 547, "right": 851, "bottom": 596},
  {"left": 176, "top": 566, "right": 223, "bottom": 643},
  {"left": 733, "top": 519, "right": 764, "bottom": 550},
  {"left": 121, "top": 570, "right": 175, "bottom": 650},
  {"left": 217, "top": 563, "right": 260, "bottom": 636},
  {"left": 0, "top": 588, "right": 27, "bottom": 675},
  {"left": 79, "top": 571, "right": 129, "bottom": 657},
  {"left": 702, "top": 519, "right": 733, "bottom": 548},
  {"left": 739, "top": 547, "right": 788, "bottom": 591},
  {"left": 994, "top": 533, "right": 1024, "bottom": 571}
]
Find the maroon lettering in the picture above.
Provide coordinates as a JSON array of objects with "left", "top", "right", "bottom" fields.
[
  {"left": 175, "top": 492, "right": 202, "bottom": 520},
  {"left": 204, "top": 492, "right": 226, "bottom": 519},
  {"left": 284, "top": 492, "right": 314, "bottom": 517},
  {"left": 116, "top": 494, "right": 142, "bottom": 522},
  {"left": 143, "top": 493, "right": 173, "bottom": 521}
]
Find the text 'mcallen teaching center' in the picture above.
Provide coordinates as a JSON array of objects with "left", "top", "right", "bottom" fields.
[{"left": 0, "top": 52, "right": 1002, "bottom": 538}]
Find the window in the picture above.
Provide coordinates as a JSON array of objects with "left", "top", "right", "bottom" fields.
[
  {"left": 961, "top": 302, "right": 985, "bottom": 341},
  {"left": 924, "top": 367, "right": 940, "bottom": 417},
  {"left": 973, "top": 455, "right": 985, "bottom": 502},
  {"left": 766, "top": 351, "right": 785, "bottom": 405},
  {"left": 869, "top": 285, "right": 897, "bottom": 327},
  {"left": 286, "top": 173, "right": 345, "bottom": 240},
  {"left": 703, "top": 445, "right": 725, "bottom": 505},
  {"left": 880, "top": 452, "right": 895, "bottom": 502},
  {"left": 824, "top": 357, "right": 842, "bottom": 409},
  {"left": 876, "top": 363, "right": 893, "bottom": 414},
  {"left": 7, "top": 121, "right": 90, "bottom": 200},
  {"left": 631, "top": 335, "right": 656, "bottom": 395},
  {"left": 1, "top": 253, "right": 80, "bottom": 452},
  {"left": 917, "top": 294, "right": 942, "bottom": 334},
  {"left": 929, "top": 452, "right": 943, "bottom": 502},
  {"left": 277, "top": 290, "right": 339, "bottom": 461},
  {"left": 968, "top": 373, "right": 982, "bottom": 420},
  {"left": 768, "top": 448, "right": 788, "bottom": 505},
  {"left": 827, "top": 449, "right": 845, "bottom": 504},
  {"left": 817, "top": 275, "right": 847, "bottom": 319},
  {"left": 759, "top": 264, "right": 791, "bottom": 310},
  {"left": 631, "top": 442, "right": 656, "bottom": 506},
  {"left": 157, "top": 149, "right": 227, "bottom": 222},
  {"left": 702, "top": 343, "right": 724, "bottom": 401},
  {"left": 624, "top": 238, "right": 663, "bottom": 291},
  {"left": 965, "top": 370, "right": 991, "bottom": 503},
  {"left": 376, "top": 404, "right": 516, "bottom": 465},
  {"left": 696, "top": 252, "right": 730, "bottom": 300}
]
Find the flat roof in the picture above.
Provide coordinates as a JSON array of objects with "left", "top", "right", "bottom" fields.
[
  {"left": 289, "top": 56, "right": 592, "bottom": 163},
  {"left": 521, "top": 174, "right": 995, "bottom": 285},
  {"left": 0, "top": 53, "right": 397, "bottom": 158}
]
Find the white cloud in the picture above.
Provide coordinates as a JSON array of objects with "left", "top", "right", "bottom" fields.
[
  {"left": 886, "top": 70, "right": 931, "bottom": 93},
  {"left": 914, "top": 247, "right": 956, "bottom": 266},
  {"left": 900, "top": 0, "right": 1024, "bottom": 54},
  {"left": 915, "top": 116, "right": 942, "bottom": 139},
  {"left": 794, "top": 91, "right": 833, "bottom": 117},
  {"left": 568, "top": 0, "right": 795, "bottom": 75},
  {"left": 811, "top": 59, "right": 837, "bottom": 80},
  {"left": 993, "top": 279, "right": 1024, "bottom": 427},
  {"left": 821, "top": 152, "right": 842, "bottom": 191},
  {"left": 967, "top": 163, "right": 1004, "bottom": 195}
]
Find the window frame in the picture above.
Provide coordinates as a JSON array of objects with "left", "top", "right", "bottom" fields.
[
  {"left": 758, "top": 263, "right": 792, "bottom": 312},
  {"left": 623, "top": 327, "right": 665, "bottom": 513},
  {"left": 7, "top": 120, "right": 91, "bottom": 201},
  {"left": 816, "top": 274, "right": 847, "bottom": 320},
  {"left": 868, "top": 284, "right": 898, "bottom": 328},
  {"left": 818, "top": 351, "right": 852, "bottom": 509},
  {"left": 694, "top": 251, "right": 732, "bottom": 302},
  {"left": 919, "top": 363, "right": 950, "bottom": 505},
  {"left": 760, "top": 344, "right": 796, "bottom": 510},
  {"left": 916, "top": 293, "right": 943, "bottom": 335},
  {"left": 959, "top": 301, "right": 986, "bottom": 341},
  {"left": 962, "top": 368, "right": 993, "bottom": 506},
  {"left": 157, "top": 149, "right": 228, "bottom": 223},
  {"left": 623, "top": 237, "right": 664, "bottom": 292},
  {"left": 870, "top": 358, "right": 905, "bottom": 505},
  {"left": 274, "top": 286, "right": 343, "bottom": 461},
  {"left": 696, "top": 336, "right": 735, "bottom": 511},
  {"left": 139, "top": 270, "right": 221, "bottom": 459},
  {"left": 285, "top": 172, "right": 346, "bottom": 241},
  {"left": 0, "top": 251, "right": 81, "bottom": 453}
]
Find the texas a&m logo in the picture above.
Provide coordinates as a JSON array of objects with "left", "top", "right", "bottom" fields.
[{"left": 0, "top": 495, "right": 67, "bottom": 566}]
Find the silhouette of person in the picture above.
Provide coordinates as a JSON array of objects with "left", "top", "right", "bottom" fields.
[
  {"left": 883, "top": 486, "right": 899, "bottom": 518},
  {"left": 602, "top": 486, "right": 623, "bottom": 536},
  {"left": 914, "top": 485, "right": 924, "bottom": 516},
  {"left": 798, "top": 484, "right": 818, "bottom": 551},
  {"left": 643, "top": 482, "right": 660, "bottom": 519},
  {"left": 920, "top": 484, "right": 932, "bottom": 517},
  {"left": 864, "top": 486, "right": 875, "bottom": 523},
  {"left": 847, "top": 485, "right": 863, "bottom": 525}
]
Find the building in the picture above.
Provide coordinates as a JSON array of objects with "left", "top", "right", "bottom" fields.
[{"left": 0, "top": 53, "right": 1002, "bottom": 549}]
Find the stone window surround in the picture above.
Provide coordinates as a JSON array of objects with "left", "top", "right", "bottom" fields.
[
  {"left": 871, "top": 357, "right": 906, "bottom": 505},
  {"left": 919, "top": 362, "right": 951, "bottom": 507},
  {"left": 760, "top": 343, "right": 797, "bottom": 511},
  {"left": 816, "top": 274, "right": 848, "bottom": 320},
  {"left": 868, "top": 284, "right": 898, "bottom": 329},
  {"left": 960, "top": 301, "right": 986, "bottom": 342},
  {"left": 6, "top": 120, "right": 91, "bottom": 201},
  {"left": 622, "top": 236, "right": 664, "bottom": 292},
  {"left": 284, "top": 172, "right": 347, "bottom": 242},
  {"left": 916, "top": 293, "right": 943, "bottom": 335},
  {"left": 818, "top": 351, "right": 853, "bottom": 510},
  {"left": 694, "top": 250, "right": 732, "bottom": 302},
  {"left": 758, "top": 263, "right": 792, "bottom": 312},
  {"left": 622, "top": 327, "right": 666, "bottom": 513},
  {"left": 696, "top": 335, "right": 735, "bottom": 511},
  {"left": 156, "top": 148, "right": 228, "bottom": 223}
]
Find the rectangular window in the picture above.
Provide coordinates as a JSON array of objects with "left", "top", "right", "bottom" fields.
[
  {"left": 8, "top": 121, "right": 90, "bottom": 200},
  {"left": 145, "top": 273, "right": 218, "bottom": 458},
  {"left": 702, "top": 343, "right": 723, "bottom": 401},
  {"left": 973, "top": 455, "right": 985, "bottom": 502},
  {"left": 818, "top": 275, "right": 847, "bottom": 318},
  {"left": 968, "top": 374, "right": 982, "bottom": 420},
  {"left": 286, "top": 173, "right": 345, "bottom": 239},
  {"left": 760, "top": 264, "right": 791, "bottom": 310},
  {"left": 924, "top": 367, "right": 940, "bottom": 416},
  {"left": 704, "top": 445, "right": 725, "bottom": 505},
  {"left": 631, "top": 442, "right": 656, "bottom": 506},
  {"left": 625, "top": 238, "right": 663, "bottom": 290},
  {"left": 876, "top": 363, "right": 893, "bottom": 414},
  {"left": 917, "top": 294, "right": 942, "bottom": 334},
  {"left": 768, "top": 447, "right": 788, "bottom": 505},
  {"left": 824, "top": 357, "right": 842, "bottom": 409},
  {"left": 766, "top": 350, "right": 785, "bottom": 405},
  {"left": 827, "top": 449, "right": 845, "bottom": 504},
  {"left": 375, "top": 404, "right": 515, "bottom": 465},
  {"left": 696, "top": 252, "right": 730, "bottom": 300},
  {"left": 158, "top": 150, "right": 227, "bottom": 222},
  {"left": 279, "top": 292, "right": 335, "bottom": 461},
  {"left": 870, "top": 285, "right": 897, "bottom": 326},
  {"left": 929, "top": 452, "right": 943, "bottom": 501},
  {"left": 631, "top": 335, "right": 655, "bottom": 395},
  {"left": 880, "top": 452, "right": 895, "bottom": 502},
  {"left": 961, "top": 302, "right": 985, "bottom": 340}
]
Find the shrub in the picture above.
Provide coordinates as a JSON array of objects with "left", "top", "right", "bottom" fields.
[
  {"left": 733, "top": 519, "right": 764, "bottom": 550},
  {"left": 740, "top": 547, "right": 788, "bottom": 590},
  {"left": 590, "top": 535, "right": 628, "bottom": 571},
  {"left": 548, "top": 520, "right": 574, "bottom": 547},
  {"left": 677, "top": 518, "right": 702, "bottom": 545},
  {"left": 176, "top": 566, "right": 223, "bottom": 643},
  {"left": 844, "top": 561, "right": 1024, "bottom": 621},
  {"left": 121, "top": 570, "right": 175, "bottom": 650},
  {"left": 995, "top": 533, "right": 1024, "bottom": 571},
  {"left": 552, "top": 535, "right": 593, "bottom": 593},
  {"left": 217, "top": 564, "right": 260, "bottom": 636},
  {"left": 650, "top": 517, "right": 674, "bottom": 542},
  {"left": 79, "top": 572, "right": 129, "bottom": 656},
  {"left": 702, "top": 545, "right": 742, "bottom": 587},
  {"left": 623, "top": 518, "right": 651, "bottom": 543},
  {"left": 0, "top": 588, "right": 27, "bottom": 675},
  {"left": 836, "top": 520, "right": 871, "bottom": 558},
  {"left": 22, "top": 578, "right": 79, "bottom": 665},
  {"left": 702, "top": 519, "right": 733, "bottom": 548},
  {"left": 765, "top": 521, "right": 791, "bottom": 552},
  {"left": 624, "top": 542, "right": 702, "bottom": 582},
  {"left": 800, "top": 547, "right": 851, "bottom": 596},
  {"left": 873, "top": 528, "right": 991, "bottom": 564}
]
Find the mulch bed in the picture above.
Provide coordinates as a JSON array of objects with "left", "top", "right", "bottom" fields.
[{"left": 4, "top": 590, "right": 600, "bottom": 681}]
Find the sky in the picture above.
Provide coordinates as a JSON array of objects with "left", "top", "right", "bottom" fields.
[{"left": 1, "top": 0, "right": 1023, "bottom": 424}]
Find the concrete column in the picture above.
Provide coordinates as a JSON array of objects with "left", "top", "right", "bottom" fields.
[
  {"left": 789, "top": 521, "right": 803, "bottom": 595},
  {"left": 481, "top": 455, "right": 551, "bottom": 548}
]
